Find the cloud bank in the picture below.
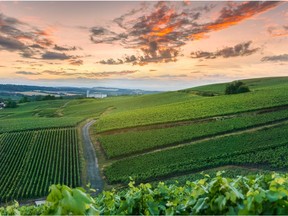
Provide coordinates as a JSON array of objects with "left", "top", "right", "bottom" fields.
[
  {"left": 191, "top": 41, "right": 260, "bottom": 59},
  {"left": 261, "top": 54, "right": 288, "bottom": 62},
  {"left": 0, "top": 13, "right": 83, "bottom": 65},
  {"left": 15, "top": 70, "right": 138, "bottom": 79},
  {"left": 93, "top": 1, "right": 280, "bottom": 65}
]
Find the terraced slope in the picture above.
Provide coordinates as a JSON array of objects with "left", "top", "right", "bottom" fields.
[
  {"left": 92, "top": 77, "right": 288, "bottom": 187},
  {"left": 1, "top": 76, "right": 288, "bottom": 202},
  {"left": 98, "top": 108, "right": 288, "bottom": 158},
  {"left": 104, "top": 122, "right": 288, "bottom": 183},
  {"left": 95, "top": 86, "right": 288, "bottom": 132}
]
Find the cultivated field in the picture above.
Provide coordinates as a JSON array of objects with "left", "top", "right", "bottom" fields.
[
  {"left": 0, "top": 128, "right": 80, "bottom": 202},
  {"left": 1, "top": 76, "right": 288, "bottom": 202},
  {"left": 93, "top": 77, "right": 288, "bottom": 187}
]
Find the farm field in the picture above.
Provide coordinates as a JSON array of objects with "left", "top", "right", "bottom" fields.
[
  {"left": 1, "top": 76, "right": 288, "bottom": 203},
  {"left": 0, "top": 100, "right": 104, "bottom": 133},
  {"left": 98, "top": 108, "right": 288, "bottom": 158},
  {"left": 95, "top": 86, "right": 288, "bottom": 132},
  {"left": 104, "top": 122, "right": 288, "bottom": 183},
  {"left": 0, "top": 92, "right": 194, "bottom": 133},
  {"left": 189, "top": 76, "right": 288, "bottom": 95},
  {"left": 88, "top": 77, "right": 288, "bottom": 190},
  {"left": 0, "top": 128, "right": 81, "bottom": 202},
  {"left": 2, "top": 1, "right": 288, "bottom": 212},
  {"left": 2, "top": 77, "right": 288, "bottom": 134}
]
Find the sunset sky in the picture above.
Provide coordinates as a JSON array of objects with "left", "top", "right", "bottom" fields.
[{"left": 0, "top": 1, "right": 287, "bottom": 90}]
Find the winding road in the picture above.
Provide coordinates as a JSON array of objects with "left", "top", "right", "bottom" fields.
[{"left": 82, "top": 120, "right": 104, "bottom": 194}]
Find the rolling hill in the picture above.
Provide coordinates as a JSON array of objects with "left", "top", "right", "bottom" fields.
[{"left": 0, "top": 76, "right": 288, "bottom": 213}]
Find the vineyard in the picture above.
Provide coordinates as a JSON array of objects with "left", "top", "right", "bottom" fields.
[
  {"left": 0, "top": 100, "right": 106, "bottom": 133},
  {"left": 95, "top": 86, "right": 288, "bottom": 132},
  {"left": 86, "top": 78, "right": 288, "bottom": 192},
  {"left": 104, "top": 122, "right": 288, "bottom": 183},
  {"left": 0, "top": 92, "right": 192, "bottom": 133},
  {"left": 1, "top": 77, "right": 288, "bottom": 206},
  {"left": 0, "top": 128, "right": 81, "bottom": 202},
  {"left": 99, "top": 108, "right": 288, "bottom": 158},
  {"left": 160, "top": 166, "right": 274, "bottom": 186},
  {"left": 0, "top": 117, "right": 83, "bottom": 133}
]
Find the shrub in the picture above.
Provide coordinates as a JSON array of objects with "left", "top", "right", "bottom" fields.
[
  {"left": 5, "top": 99, "right": 18, "bottom": 108},
  {"left": 225, "top": 81, "right": 250, "bottom": 95}
]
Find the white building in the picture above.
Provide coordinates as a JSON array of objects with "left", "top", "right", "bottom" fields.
[{"left": 86, "top": 90, "right": 107, "bottom": 99}]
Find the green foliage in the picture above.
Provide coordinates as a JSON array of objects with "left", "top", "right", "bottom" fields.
[
  {"left": 42, "top": 95, "right": 58, "bottom": 101},
  {"left": 179, "top": 90, "right": 216, "bottom": 96},
  {"left": 161, "top": 168, "right": 273, "bottom": 186},
  {"left": 194, "top": 91, "right": 216, "bottom": 96},
  {"left": 1, "top": 77, "right": 288, "bottom": 212},
  {"left": 5, "top": 99, "right": 17, "bottom": 108},
  {"left": 0, "top": 201, "right": 45, "bottom": 216},
  {"left": 189, "top": 77, "right": 288, "bottom": 95},
  {"left": 0, "top": 99, "right": 107, "bottom": 133},
  {"left": 0, "top": 128, "right": 81, "bottom": 202},
  {"left": 34, "top": 95, "right": 58, "bottom": 101},
  {"left": 225, "top": 81, "right": 250, "bottom": 95},
  {"left": 1, "top": 173, "right": 288, "bottom": 215},
  {"left": 44, "top": 185, "right": 97, "bottom": 215},
  {"left": 96, "top": 87, "right": 288, "bottom": 132},
  {"left": 18, "top": 96, "right": 30, "bottom": 104},
  {"left": 0, "top": 92, "right": 181, "bottom": 133},
  {"left": 99, "top": 109, "right": 288, "bottom": 158},
  {"left": 0, "top": 117, "right": 83, "bottom": 133},
  {"left": 1, "top": 77, "right": 288, "bottom": 134},
  {"left": 105, "top": 123, "right": 288, "bottom": 183}
]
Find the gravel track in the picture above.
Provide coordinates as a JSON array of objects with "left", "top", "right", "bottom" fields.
[{"left": 82, "top": 120, "right": 104, "bottom": 194}]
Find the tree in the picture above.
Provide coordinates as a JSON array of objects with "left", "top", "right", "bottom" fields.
[
  {"left": 19, "top": 96, "right": 30, "bottom": 103},
  {"left": 5, "top": 99, "right": 18, "bottom": 108},
  {"left": 42, "top": 95, "right": 56, "bottom": 100},
  {"left": 225, "top": 81, "right": 250, "bottom": 95}
]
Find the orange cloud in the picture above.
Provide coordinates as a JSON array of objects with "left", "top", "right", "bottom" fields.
[
  {"left": 94, "top": 1, "right": 281, "bottom": 65},
  {"left": 35, "top": 26, "right": 56, "bottom": 37},
  {"left": 190, "top": 1, "right": 282, "bottom": 39},
  {"left": 150, "top": 8, "right": 176, "bottom": 37},
  {"left": 189, "top": 32, "right": 209, "bottom": 40}
]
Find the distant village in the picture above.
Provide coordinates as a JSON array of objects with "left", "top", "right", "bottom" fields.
[{"left": 86, "top": 90, "right": 107, "bottom": 99}]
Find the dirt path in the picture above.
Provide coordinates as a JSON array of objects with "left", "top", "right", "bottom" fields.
[{"left": 82, "top": 120, "right": 104, "bottom": 194}]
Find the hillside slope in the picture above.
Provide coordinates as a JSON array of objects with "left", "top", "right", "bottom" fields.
[
  {"left": 1, "top": 76, "right": 288, "bottom": 203},
  {"left": 93, "top": 76, "right": 288, "bottom": 189}
]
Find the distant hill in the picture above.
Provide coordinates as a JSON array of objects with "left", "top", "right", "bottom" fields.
[
  {"left": 91, "top": 86, "right": 160, "bottom": 96},
  {"left": 182, "top": 76, "right": 288, "bottom": 95},
  {"left": 1, "top": 76, "right": 288, "bottom": 204},
  {"left": 0, "top": 84, "right": 160, "bottom": 99},
  {"left": 0, "top": 84, "right": 85, "bottom": 93}
]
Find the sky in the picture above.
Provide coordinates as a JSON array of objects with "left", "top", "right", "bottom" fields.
[{"left": 0, "top": 1, "right": 287, "bottom": 91}]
